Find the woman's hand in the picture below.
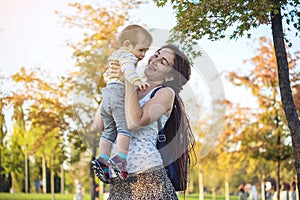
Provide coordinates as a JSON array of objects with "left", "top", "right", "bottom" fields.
[{"left": 108, "top": 60, "right": 124, "bottom": 81}]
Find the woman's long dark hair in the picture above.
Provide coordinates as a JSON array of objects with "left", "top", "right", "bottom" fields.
[{"left": 158, "top": 44, "right": 196, "bottom": 190}]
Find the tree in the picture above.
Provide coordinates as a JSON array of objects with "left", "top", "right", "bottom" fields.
[
  {"left": 1, "top": 71, "right": 29, "bottom": 193},
  {"left": 154, "top": 0, "right": 300, "bottom": 194},
  {"left": 5, "top": 93, "right": 27, "bottom": 193},
  {"left": 58, "top": 0, "right": 146, "bottom": 152},
  {"left": 0, "top": 73, "right": 9, "bottom": 192},
  {"left": 5, "top": 67, "right": 73, "bottom": 195},
  {"left": 227, "top": 36, "right": 299, "bottom": 198},
  {"left": 217, "top": 101, "right": 259, "bottom": 198}
]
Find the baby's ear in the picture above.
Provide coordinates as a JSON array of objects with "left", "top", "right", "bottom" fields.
[{"left": 123, "top": 40, "right": 132, "bottom": 48}]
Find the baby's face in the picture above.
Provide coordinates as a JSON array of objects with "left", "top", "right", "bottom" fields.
[{"left": 129, "top": 40, "right": 151, "bottom": 61}]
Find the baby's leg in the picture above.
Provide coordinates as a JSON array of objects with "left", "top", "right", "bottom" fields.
[
  {"left": 109, "top": 86, "right": 131, "bottom": 179},
  {"left": 114, "top": 134, "right": 130, "bottom": 161}
]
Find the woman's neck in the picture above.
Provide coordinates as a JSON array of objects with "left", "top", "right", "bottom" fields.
[{"left": 146, "top": 79, "right": 164, "bottom": 86}]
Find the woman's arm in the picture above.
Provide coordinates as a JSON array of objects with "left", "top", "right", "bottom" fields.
[
  {"left": 124, "top": 80, "right": 175, "bottom": 130},
  {"left": 92, "top": 107, "right": 104, "bottom": 132}
]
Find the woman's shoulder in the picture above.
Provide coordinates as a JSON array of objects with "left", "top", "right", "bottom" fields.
[
  {"left": 153, "top": 86, "right": 175, "bottom": 98},
  {"left": 138, "top": 86, "right": 175, "bottom": 107},
  {"left": 151, "top": 86, "right": 175, "bottom": 116},
  {"left": 140, "top": 86, "right": 174, "bottom": 100}
]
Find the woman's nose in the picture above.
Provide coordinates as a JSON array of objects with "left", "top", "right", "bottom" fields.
[
  {"left": 150, "top": 60, "right": 157, "bottom": 66},
  {"left": 150, "top": 57, "right": 158, "bottom": 65}
]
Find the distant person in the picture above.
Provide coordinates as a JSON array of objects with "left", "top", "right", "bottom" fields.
[
  {"left": 246, "top": 182, "right": 258, "bottom": 200},
  {"left": 39, "top": 180, "right": 43, "bottom": 193},
  {"left": 34, "top": 177, "right": 39, "bottom": 193},
  {"left": 75, "top": 179, "right": 83, "bottom": 200},
  {"left": 91, "top": 24, "right": 152, "bottom": 183},
  {"left": 245, "top": 183, "right": 251, "bottom": 199},
  {"left": 291, "top": 181, "right": 296, "bottom": 200},
  {"left": 265, "top": 181, "right": 274, "bottom": 200},
  {"left": 251, "top": 183, "right": 258, "bottom": 200},
  {"left": 94, "top": 184, "right": 100, "bottom": 200},
  {"left": 238, "top": 183, "right": 247, "bottom": 200},
  {"left": 272, "top": 182, "right": 291, "bottom": 200}
]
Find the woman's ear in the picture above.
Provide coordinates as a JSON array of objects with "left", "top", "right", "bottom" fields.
[{"left": 165, "top": 75, "right": 174, "bottom": 82}]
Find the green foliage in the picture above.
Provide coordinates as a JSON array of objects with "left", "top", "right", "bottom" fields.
[
  {"left": 223, "top": 37, "right": 298, "bottom": 187},
  {"left": 1, "top": 1, "right": 149, "bottom": 195},
  {"left": 226, "top": 37, "right": 297, "bottom": 164},
  {"left": 0, "top": 96, "right": 8, "bottom": 177},
  {"left": 57, "top": 0, "right": 146, "bottom": 103},
  {"left": 57, "top": 0, "right": 148, "bottom": 154},
  {"left": 154, "top": 0, "right": 300, "bottom": 42},
  {"left": 0, "top": 67, "right": 77, "bottom": 192}
]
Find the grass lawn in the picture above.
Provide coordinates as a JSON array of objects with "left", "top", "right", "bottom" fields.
[
  {"left": 178, "top": 193, "right": 239, "bottom": 200},
  {"left": 0, "top": 193, "right": 89, "bottom": 200},
  {"left": 0, "top": 193, "right": 239, "bottom": 200}
]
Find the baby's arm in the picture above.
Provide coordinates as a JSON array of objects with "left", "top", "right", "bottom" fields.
[{"left": 120, "top": 52, "right": 150, "bottom": 88}]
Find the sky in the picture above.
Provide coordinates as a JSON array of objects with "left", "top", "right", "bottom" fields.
[{"left": 1, "top": 0, "right": 299, "bottom": 108}]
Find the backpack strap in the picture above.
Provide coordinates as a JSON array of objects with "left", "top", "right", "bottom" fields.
[
  {"left": 150, "top": 86, "right": 164, "bottom": 98},
  {"left": 157, "top": 119, "right": 166, "bottom": 142},
  {"left": 149, "top": 86, "right": 167, "bottom": 142}
]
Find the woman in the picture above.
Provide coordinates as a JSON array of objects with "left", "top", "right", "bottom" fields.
[
  {"left": 107, "top": 44, "right": 196, "bottom": 199},
  {"left": 238, "top": 183, "right": 247, "bottom": 200}
]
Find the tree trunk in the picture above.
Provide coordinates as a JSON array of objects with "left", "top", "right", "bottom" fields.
[
  {"left": 212, "top": 187, "right": 216, "bottom": 200},
  {"left": 60, "top": 164, "right": 64, "bottom": 194},
  {"left": 275, "top": 119, "right": 281, "bottom": 200},
  {"left": 199, "top": 169, "right": 204, "bottom": 200},
  {"left": 42, "top": 155, "right": 47, "bottom": 194},
  {"left": 276, "top": 113, "right": 281, "bottom": 200},
  {"left": 188, "top": 178, "right": 193, "bottom": 193},
  {"left": 51, "top": 156, "right": 55, "bottom": 200},
  {"left": 90, "top": 145, "right": 96, "bottom": 200},
  {"left": 90, "top": 159, "right": 95, "bottom": 200},
  {"left": 225, "top": 174, "right": 230, "bottom": 200},
  {"left": 276, "top": 160, "right": 280, "bottom": 200},
  {"left": 261, "top": 174, "right": 266, "bottom": 200},
  {"left": 271, "top": 1, "right": 300, "bottom": 198},
  {"left": 295, "top": 174, "right": 299, "bottom": 200},
  {"left": 10, "top": 172, "right": 15, "bottom": 193},
  {"left": 0, "top": 147, "right": 2, "bottom": 191},
  {"left": 25, "top": 151, "right": 28, "bottom": 193},
  {"left": 0, "top": 109, "right": 4, "bottom": 192}
]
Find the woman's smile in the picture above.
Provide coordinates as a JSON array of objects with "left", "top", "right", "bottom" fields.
[{"left": 148, "top": 63, "right": 156, "bottom": 71}]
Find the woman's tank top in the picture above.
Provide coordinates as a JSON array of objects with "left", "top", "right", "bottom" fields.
[{"left": 126, "top": 87, "right": 169, "bottom": 174}]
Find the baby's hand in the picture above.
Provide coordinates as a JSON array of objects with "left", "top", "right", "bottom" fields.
[{"left": 134, "top": 80, "right": 151, "bottom": 91}]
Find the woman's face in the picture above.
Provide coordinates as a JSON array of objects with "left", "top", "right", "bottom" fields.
[{"left": 144, "top": 48, "right": 175, "bottom": 82}]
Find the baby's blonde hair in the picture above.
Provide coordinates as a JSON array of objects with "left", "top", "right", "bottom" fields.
[{"left": 119, "top": 24, "right": 152, "bottom": 47}]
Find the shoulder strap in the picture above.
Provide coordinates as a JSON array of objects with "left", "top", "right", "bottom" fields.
[
  {"left": 150, "top": 86, "right": 164, "bottom": 98},
  {"left": 157, "top": 119, "right": 166, "bottom": 142},
  {"left": 149, "top": 86, "right": 167, "bottom": 143}
]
